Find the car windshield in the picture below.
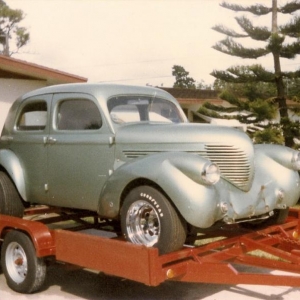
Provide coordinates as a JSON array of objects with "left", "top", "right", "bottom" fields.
[{"left": 107, "top": 96, "right": 184, "bottom": 124}]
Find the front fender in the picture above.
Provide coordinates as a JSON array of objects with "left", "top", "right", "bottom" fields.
[
  {"left": 0, "top": 149, "right": 27, "bottom": 201},
  {"left": 98, "top": 152, "right": 220, "bottom": 228},
  {"left": 255, "top": 144, "right": 300, "bottom": 171}
]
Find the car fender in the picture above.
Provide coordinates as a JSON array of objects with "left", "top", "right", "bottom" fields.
[
  {"left": 254, "top": 145, "right": 300, "bottom": 206},
  {"left": 98, "top": 152, "right": 220, "bottom": 228},
  {"left": 255, "top": 144, "right": 300, "bottom": 171},
  {"left": 0, "top": 149, "right": 27, "bottom": 201}
]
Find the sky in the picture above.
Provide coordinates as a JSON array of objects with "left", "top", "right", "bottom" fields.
[{"left": 5, "top": 0, "right": 300, "bottom": 88}]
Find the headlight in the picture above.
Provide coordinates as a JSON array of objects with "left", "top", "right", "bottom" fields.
[
  {"left": 292, "top": 151, "right": 300, "bottom": 170},
  {"left": 201, "top": 163, "right": 220, "bottom": 185}
]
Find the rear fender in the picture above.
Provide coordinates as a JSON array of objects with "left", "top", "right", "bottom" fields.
[{"left": 0, "top": 149, "right": 27, "bottom": 201}]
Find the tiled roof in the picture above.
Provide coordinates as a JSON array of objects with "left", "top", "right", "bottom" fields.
[{"left": 162, "top": 87, "right": 218, "bottom": 99}]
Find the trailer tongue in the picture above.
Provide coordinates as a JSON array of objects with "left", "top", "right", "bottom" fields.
[{"left": 1, "top": 207, "right": 300, "bottom": 294}]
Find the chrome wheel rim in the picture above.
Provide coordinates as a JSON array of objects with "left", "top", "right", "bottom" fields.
[
  {"left": 126, "top": 200, "right": 161, "bottom": 247},
  {"left": 5, "top": 242, "right": 27, "bottom": 283}
]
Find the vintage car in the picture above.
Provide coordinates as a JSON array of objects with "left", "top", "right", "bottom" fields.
[{"left": 0, "top": 83, "right": 300, "bottom": 254}]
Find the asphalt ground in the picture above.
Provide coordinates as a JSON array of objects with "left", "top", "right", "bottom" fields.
[{"left": 1, "top": 264, "right": 300, "bottom": 300}]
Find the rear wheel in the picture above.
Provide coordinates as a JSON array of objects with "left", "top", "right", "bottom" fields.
[
  {"left": 0, "top": 171, "right": 24, "bottom": 217},
  {"left": 120, "top": 186, "right": 186, "bottom": 254},
  {"left": 1, "top": 230, "right": 46, "bottom": 294}
]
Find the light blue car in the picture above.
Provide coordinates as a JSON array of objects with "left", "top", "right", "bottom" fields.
[{"left": 1, "top": 83, "right": 300, "bottom": 254}]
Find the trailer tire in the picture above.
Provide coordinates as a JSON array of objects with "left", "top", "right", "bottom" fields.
[
  {"left": 1, "top": 230, "right": 46, "bottom": 294},
  {"left": 0, "top": 171, "right": 24, "bottom": 217},
  {"left": 121, "top": 185, "right": 186, "bottom": 254}
]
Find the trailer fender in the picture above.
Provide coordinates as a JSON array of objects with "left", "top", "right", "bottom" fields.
[
  {"left": 0, "top": 215, "right": 55, "bottom": 257},
  {"left": 0, "top": 149, "right": 27, "bottom": 201}
]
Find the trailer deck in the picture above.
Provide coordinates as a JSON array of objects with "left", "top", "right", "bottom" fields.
[{"left": 2, "top": 207, "right": 300, "bottom": 293}]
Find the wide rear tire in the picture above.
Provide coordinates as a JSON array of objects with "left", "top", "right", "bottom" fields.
[{"left": 0, "top": 171, "right": 24, "bottom": 217}]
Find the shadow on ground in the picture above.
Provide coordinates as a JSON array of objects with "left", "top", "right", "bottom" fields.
[{"left": 40, "top": 263, "right": 299, "bottom": 300}]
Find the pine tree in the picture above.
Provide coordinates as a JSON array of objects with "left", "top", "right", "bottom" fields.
[{"left": 211, "top": 0, "right": 300, "bottom": 147}]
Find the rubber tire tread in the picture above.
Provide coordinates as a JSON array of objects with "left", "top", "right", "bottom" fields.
[
  {"left": 0, "top": 171, "right": 24, "bottom": 217},
  {"left": 1, "top": 230, "right": 46, "bottom": 294},
  {"left": 121, "top": 185, "right": 186, "bottom": 254}
]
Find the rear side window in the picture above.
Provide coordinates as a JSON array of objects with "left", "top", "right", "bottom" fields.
[
  {"left": 57, "top": 99, "right": 102, "bottom": 130},
  {"left": 17, "top": 101, "right": 47, "bottom": 131}
]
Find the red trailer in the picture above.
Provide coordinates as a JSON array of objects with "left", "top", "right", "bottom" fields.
[{"left": 1, "top": 207, "right": 300, "bottom": 294}]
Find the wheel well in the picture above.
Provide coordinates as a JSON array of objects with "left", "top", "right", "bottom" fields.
[
  {"left": 119, "top": 178, "right": 185, "bottom": 221},
  {"left": 120, "top": 178, "right": 162, "bottom": 205},
  {"left": 0, "top": 228, "right": 31, "bottom": 244}
]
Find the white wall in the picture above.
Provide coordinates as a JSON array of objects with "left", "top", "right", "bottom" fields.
[{"left": 0, "top": 79, "right": 46, "bottom": 132}]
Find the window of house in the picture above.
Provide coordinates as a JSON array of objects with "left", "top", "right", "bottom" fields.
[
  {"left": 17, "top": 101, "right": 47, "bottom": 131},
  {"left": 57, "top": 99, "right": 102, "bottom": 130}
]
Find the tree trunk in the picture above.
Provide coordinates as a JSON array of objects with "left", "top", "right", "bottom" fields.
[
  {"left": 3, "top": 32, "right": 9, "bottom": 56},
  {"left": 272, "top": 0, "right": 292, "bottom": 147}
]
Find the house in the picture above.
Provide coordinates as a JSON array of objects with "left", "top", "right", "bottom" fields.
[
  {"left": 162, "top": 87, "right": 247, "bottom": 131},
  {"left": 163, "top": 87, "right": 300, "bottom": 135},
  {"left": 162, "top": 87, "right": 224, "bottom": 121},
  {"left": 0, "top": 54, "right": 87, "bottom": 130}
]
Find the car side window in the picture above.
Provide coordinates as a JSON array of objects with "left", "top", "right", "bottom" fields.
[
  {"left": 57, "top": 99, "right": 102, "bottom": 130},
  {"left": 17, "top": 101, "right": 47, "bottom": 131}
]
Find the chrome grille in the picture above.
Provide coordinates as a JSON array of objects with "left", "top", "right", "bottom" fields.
[
  {"left": 193, "top": 144, "right": 251, "bottom": 190},
  {"left": 123, "top": 144, "right": 252, "bottom": 190}
]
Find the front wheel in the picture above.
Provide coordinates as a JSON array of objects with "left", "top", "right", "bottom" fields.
[
  {"left": 1, "top": 230, "right": 46, "bottom": 294},
  {"left": 120, "top": 186, "right": 186, "bottom": 254}
]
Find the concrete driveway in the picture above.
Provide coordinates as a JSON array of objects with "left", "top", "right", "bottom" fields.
[{"left": 1, "top": 263, "right": 300, "bottom": 300}]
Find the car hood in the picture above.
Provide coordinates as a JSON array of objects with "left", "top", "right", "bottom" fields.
[{"left": 115, "top": 123, "right": 255, "bottom": 191}]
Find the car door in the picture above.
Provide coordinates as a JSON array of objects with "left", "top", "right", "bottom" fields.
[
  {"left": 47, "top": 93, "right": 115, "bottom": 211},
  {"left": 10, "top": 94, "right": 52, "bottom": 204}
]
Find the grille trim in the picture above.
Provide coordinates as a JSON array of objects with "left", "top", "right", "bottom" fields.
[
  {"left": 191, "top": 144, "right": 252, "bottom": 190},
  {"left": 123, "top": 144, "right": 252, "bottom": 190}
]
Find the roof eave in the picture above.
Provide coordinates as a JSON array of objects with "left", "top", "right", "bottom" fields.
[{"left": 0, "top": 55, "right": 87, "bottom": 84}]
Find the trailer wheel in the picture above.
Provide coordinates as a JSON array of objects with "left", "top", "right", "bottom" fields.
[
  {"left": 0, "top": 171, "right": 24, "bottom": 217},
  {"left": 121, "top": 186, "right": 186, "bottom": 254},
  {"left": 1, "top": 230, "right": 46, "bottom": 294}
]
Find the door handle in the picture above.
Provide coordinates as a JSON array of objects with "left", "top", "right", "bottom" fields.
[
  {"left": 44, "top": 136, "right": 57, "bottom": 144},
  {"left": 48, "top": 137, "right": 57, "bottom": 144}
]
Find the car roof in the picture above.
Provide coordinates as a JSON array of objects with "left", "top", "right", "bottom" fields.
[{"left": 20, "top": 83, "right": 176, "bottom": 103}]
